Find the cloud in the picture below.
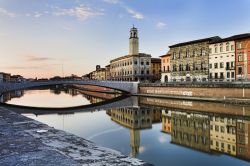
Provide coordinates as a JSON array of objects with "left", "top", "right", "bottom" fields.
[
  {"left": 0, "top": 8, "right": 16, "bottom": 18},
  {"left": 158, "top": 135, "right": 168, "bottom": 143},
  {"left": 53, "top": 5, "right": 104, "bottom": 21},
  {"left": 25, "top": 55, "right": 53, "bottom": 62},
  {"left": 156, "top": 22, "right": 167, "bottom": 29},
  {"left": 62, "top": 25, "right": 73, "bottom": 31},
  {"left": 34, "top": 12, "right": 43, "bottom": 18},
  {"left": 103, "top": 0, "right": 121, "bottom": 4},
  {"left": 125, "top": 7, "right": 144, "bottom": 19}
]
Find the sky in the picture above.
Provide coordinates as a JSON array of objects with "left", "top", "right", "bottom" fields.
[{"left": 0, "top": 0, "right": 250, "bottom": 78}]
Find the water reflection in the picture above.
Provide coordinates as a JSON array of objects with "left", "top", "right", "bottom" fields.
[
  {"left": 106, "top": 107, "right": 161, "bottom": 157},
  {"left": 1, "top": 88, "right": 250, "bottom": 165}
]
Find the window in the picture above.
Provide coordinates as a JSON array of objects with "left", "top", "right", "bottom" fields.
[
  {"left": 215, "top": 47, "right": 218, "bottom": 53},
  {"left": 147, "top": 70, "right": 149, "bottom": 74},
  {"left": 221, "top": 143, "right": 224, "bottom": 149},
  {"left": 220, "top": 72, "right": 224, "bottom": 79},
  {"left": 193, "top": 50, "right": 196, "bottom": 57},
  {"left": 173, "top": 64, "right": 177, "bottom": 72},
  {"left": 186, "top": 50, "right": 189, "bottom": 57},
  {"left": 215, "top": 73, "right": 218, "bottom": 79},
  {"left": 141, "top": 61, "right": 144, "bottom": 65},
  {"left": 238, "top": 66, "right": 243, "bottom": 75},
  {"left": 146, "top": 61, "right": 149, "bottom": 65},
  {"left": 220, "top": 62, "right": 224, "bottom": 68},
  {"left": 238, "top": 53, "right": 243, "bottom": 62},
  {"left": 141, "top": 70, "right": 144, "bottom": 74},
  {"left": 231, "top": 62, "right": 234, "bottom": 68},
  {"left": 209, "top": 64, "right": 212, "bottom": 69},
  {"left": 163, "top": 66, "right": 166, "bottom": 72},
  {"left": 226, "top": 43, "right": 229, "bottom": 51},
  {"left": 209, "top": 73, "right": 212, "bottom": 78},
  {"left": 221, "top": 126, "right": 225, "bottom": 133},
  {"left": 186, "top": 64, "right": 190, "bottom": 71},
  {"left": 231, "top": 45, "right": 234, "bottom": 51},
  {"left": 231, "top": 72, "right": 235, "bottom": 78},
  {"left": 220, "top": 44, "right": 223, "bottom": 52},
  {"left": 214, "top": 63, "right": 218, "bottom": 69},
  {"left": 227, "top": 72, "right": 230, "bottom": 78},
  {"left": 173, "top": 52, "right": 176, "bottom": 59},
  {"left": 215, "top": 125, "right": 219, "bottom": 131},
  {"left": 226, "top": 62, "right": 230, "bottom": 70},
  {"left": 179, "top": 64, "right": 183, "bottom": 71},
  {"left": 238, "top": 42, "right": 242, "bottom": 49},
  {"left": 134, "top": 60, "right": 138, "bottom": 65}
]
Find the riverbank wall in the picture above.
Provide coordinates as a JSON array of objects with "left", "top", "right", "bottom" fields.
[{"left": 139, "top": 83, "right": 250, "bottom": 104}]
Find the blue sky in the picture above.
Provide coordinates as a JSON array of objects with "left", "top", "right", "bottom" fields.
[{"left": 0, "top": 0, "right": 250, "bottom": 78}]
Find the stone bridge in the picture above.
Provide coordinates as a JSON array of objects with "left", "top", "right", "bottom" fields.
[{"left": 0, "top": 80, "right": 138, "bottom": 94}]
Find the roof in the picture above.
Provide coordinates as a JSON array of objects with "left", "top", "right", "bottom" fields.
[
  {"left": 160, "top": 54, "right": 171, "bottom": 58},
  {"left": 110, "top": 53, "right": 151, "bottom": 63},
  {"left": 169, "top": 36, "right": 221, "bottom": 48},
  {"left": 210, "top": 33, "right": 250, "bottom": 44},
  {"left": 151, "top": 58, "right": 161, "bottom": 63}
]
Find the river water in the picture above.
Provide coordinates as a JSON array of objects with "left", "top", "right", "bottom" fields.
[{"left": 2, "top": 86, "right": 250, "bottom": 166}]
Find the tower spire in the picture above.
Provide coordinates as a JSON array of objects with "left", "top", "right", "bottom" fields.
[{"left": 129, "top": 26, "right": 139, "bottom": 55}]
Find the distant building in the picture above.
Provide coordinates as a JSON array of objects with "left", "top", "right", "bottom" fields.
[
  {"left": 94, "top": 65, "right": 107, "bottom": 80},
  {"left": 151, "top": 58, "right": 161, "bottom": 82},
  {"left": 160, "top": 52, "right": 171, "bottom": 83},
  {"left": 105, "top": 64, "right": 111, "bottom": 80},
  {"left": 0, "top": 72, "right": 11, "bottom": 83},
  {"left": 235, "top": 33, "right": 250, "bottom": 80},
  {"left": 169, "top": 36, "right": 221, "bottom": 82},
  {"left": 110, "top": 26, "right": 152, "bottom": 82},
  {"left": 82, "top": 73, "right": 90, "bottom": 80},
  {"left": 209, "top": 36, "right": 236, "bottom": 82},
  {"left": 10, "top": 75, "right": 25, "bottom": 83}
]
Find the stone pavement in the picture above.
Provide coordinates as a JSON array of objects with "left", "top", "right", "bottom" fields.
[{"left": 0, "top": 106, "right": 151, "bottom": 166}]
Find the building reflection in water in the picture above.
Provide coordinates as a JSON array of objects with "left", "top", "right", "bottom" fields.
[
  {"left": 0, "top": 90, "right": 24, "bottom": 103},
  {"left": 106, "top": 107, "right": 162, "bottom": 157},
  {"left": 161, "top": 109, "right": 250, "bottom": 161}
]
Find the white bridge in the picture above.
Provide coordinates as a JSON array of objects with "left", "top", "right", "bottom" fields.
[{"left": 0, "top": 80, "right": 138, "bottom": 94}]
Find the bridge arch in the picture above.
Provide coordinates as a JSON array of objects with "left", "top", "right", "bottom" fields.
[{"left": 0, "top": 80, "right": 138, "bottom": 95}]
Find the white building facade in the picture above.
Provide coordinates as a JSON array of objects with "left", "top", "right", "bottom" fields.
[
  {"left": 110, "top": 26, "right": 153, "bottom": 81},
  {"left": 209, "top": 39, "right": 235, "bottom": 81}
]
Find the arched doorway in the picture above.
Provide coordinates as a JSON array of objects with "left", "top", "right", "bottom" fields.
[{"left": 164, "top": 75, "right": 168, "bottom": 82}]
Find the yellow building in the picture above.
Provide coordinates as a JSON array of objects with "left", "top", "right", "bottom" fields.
[
  {"left": 210, "top": 116, "right": 237, "bottom": 156},
  {"left": 151, "top": 58, "right": 161, "bottom": 82},
  {"left": 162, "top": 110, "right": 171, "bottom": 133},
  {"left": 91, "top": 65, "right": 107, "bottom": 80}
]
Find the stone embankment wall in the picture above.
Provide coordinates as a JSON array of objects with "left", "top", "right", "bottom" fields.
[
  {"left": 139, "top": 83, "right": 250, "bottom": 99},
  {"left": 139, "top": 97, "right": 250, "bottom": 117}
]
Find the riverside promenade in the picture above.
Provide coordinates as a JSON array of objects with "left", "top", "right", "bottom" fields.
[{"left": 0, "top": 106, "right": 151, "bottom": 166}]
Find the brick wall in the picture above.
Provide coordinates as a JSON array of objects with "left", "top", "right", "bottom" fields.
[{"left": 139, "top": 85, "right": 250, "bottom": 98}]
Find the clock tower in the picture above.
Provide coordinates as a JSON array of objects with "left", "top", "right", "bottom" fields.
[{"left": 129, "top": 26, "right": 139, "bottom": 55}]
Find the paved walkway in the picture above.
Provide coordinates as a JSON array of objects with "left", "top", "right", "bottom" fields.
[{"left": 0, "top": 106, "right": 151, "bottom": 166}]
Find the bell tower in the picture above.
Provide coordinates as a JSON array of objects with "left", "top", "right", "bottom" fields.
[{"left": 129, "top": 26, "right": 139, "bottom": 55}]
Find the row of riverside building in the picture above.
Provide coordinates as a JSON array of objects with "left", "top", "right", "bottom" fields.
[
  {"left": 161, "top": 33, "right": 250, "bottom": 82},
  {"left": 84, "top": 26, "right": 250, "bottom": 83}
]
